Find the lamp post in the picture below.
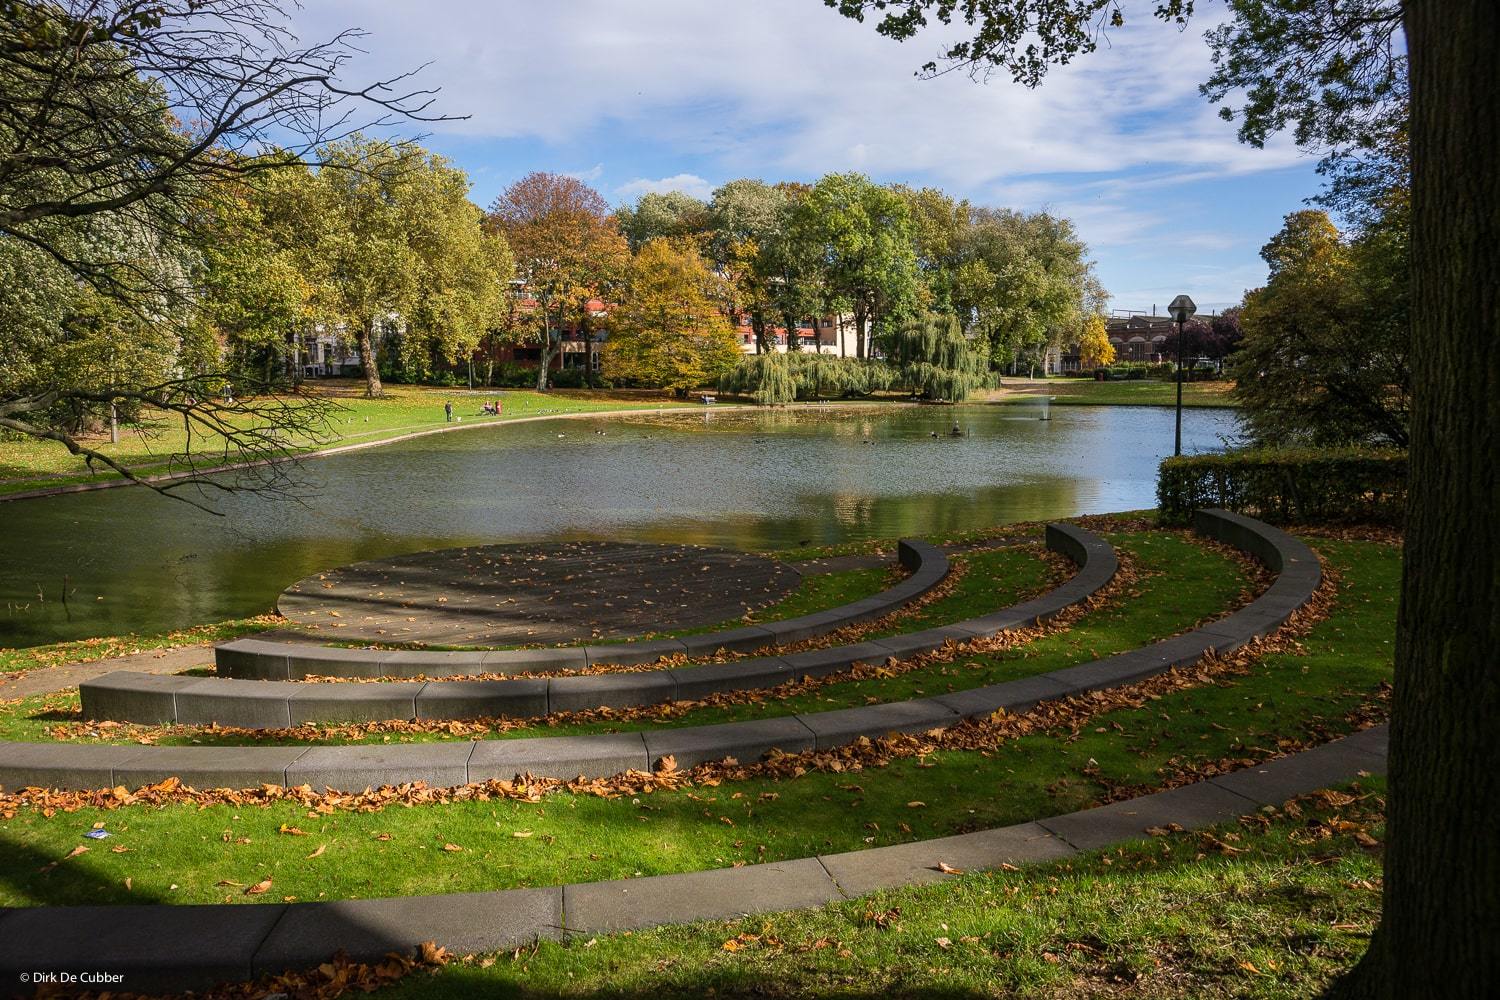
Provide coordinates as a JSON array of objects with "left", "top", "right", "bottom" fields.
[{"left": 1167, "top": 294, "right": 1196, "bottom": 456}]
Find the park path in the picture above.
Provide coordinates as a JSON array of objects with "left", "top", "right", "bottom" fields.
[{"left": 0, "top": 643, "right": 214, "bottom": 700}]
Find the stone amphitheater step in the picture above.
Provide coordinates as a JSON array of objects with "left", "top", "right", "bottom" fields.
[
  {"left": 0, "top": 725, "right": 1388, "bottom": 995},
  {"left": 75, "top": 526, "right": 1101, "bottom": 728},
  {"left": 213, "top": 538, "right": 950, "bottom": 680},
  {"left": 1, "top": 511, "right": 1314, "bottom": 794}
]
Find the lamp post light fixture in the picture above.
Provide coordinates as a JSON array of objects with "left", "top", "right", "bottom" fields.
[{"left": 1167, "top": 294, "right": 1197, "bottom": 456}]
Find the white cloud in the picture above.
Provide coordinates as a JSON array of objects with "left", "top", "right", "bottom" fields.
[
  {"left": 563, "top": 163, "right": 605, "bottom": 182},
  {"left": 283, "top": 1, "right": 1313, "bottom": 308},
  {"left": 287, "top": 1, "right": 1303, "bottom": 186},
  {"left": 616, "top": 173, "right": 715, "bottom": 201}
]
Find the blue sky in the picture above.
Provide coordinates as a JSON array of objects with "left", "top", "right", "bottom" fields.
[{"left": 291, "top": 1, "right": 1327, "bottom": 313}]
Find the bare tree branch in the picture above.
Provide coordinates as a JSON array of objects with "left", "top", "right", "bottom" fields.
[{"left": 0, "top": 376, "right": 340, "bottom": 513}]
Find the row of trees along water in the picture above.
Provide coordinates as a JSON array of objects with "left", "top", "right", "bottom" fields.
[{"left": 5, "top": 146, "right": 1105, "bottom": 412}]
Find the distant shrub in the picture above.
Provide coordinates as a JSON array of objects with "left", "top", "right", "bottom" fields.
[
  {"left": 1157, "top": 448, "right": 1407, "bottom": 526},
  {"left": 549, "top": 368, "right": 588, "bottom": 389}
]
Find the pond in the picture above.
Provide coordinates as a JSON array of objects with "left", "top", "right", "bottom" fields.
[{"left": 0, "top": 401, "right": 1239, "bottom": 647}]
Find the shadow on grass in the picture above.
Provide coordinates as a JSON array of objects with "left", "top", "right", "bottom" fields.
[{"left": 0, "top": 826, "right": 170, "bottom": 907}]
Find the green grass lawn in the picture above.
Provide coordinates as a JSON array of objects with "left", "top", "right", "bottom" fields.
[
  {"left": 385, "top": 778, "right": 1385, "bottom": 999},
  {"left": 997, "top": 378, "right": 1237, "bottom": 408},
  {"left": 0, "top": 537, "right": 1397, "bottom": 910},
  {"left": 0, "top": 616, "right": 277, "bottom": 676},
  {"left": 0, "top": 383, "right": 694, "bottom": 496}
]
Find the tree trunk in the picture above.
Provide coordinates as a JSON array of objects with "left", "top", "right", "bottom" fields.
[
  {"left": 360, "top": 320, "right": 383, "bottom": 398},
  {"left": 1329, "top": 0, "right": 1500, "bottom": 995},
  {"left": 752, "top": 311, "right": 770, "bottom": 355},
  {"left": 535, "top": 300, "right": 552, "bottom": 392},
  {"left": 854, "top": 305, "right": 868, "bottom": 360},
  {"left": 579, "top": 309, "right": 595, "bottom": 388}
]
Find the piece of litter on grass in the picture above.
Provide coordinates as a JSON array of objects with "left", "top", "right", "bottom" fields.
[{"left": 84, "top": 829, "right": 111, "bottom": 839}]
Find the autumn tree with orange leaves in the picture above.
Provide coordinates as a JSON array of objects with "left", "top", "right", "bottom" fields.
[{"left": 487, "top": 173, "right": 628, "bottom": 390}]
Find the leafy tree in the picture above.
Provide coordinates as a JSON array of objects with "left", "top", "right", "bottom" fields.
[
  {"left": 307, "top": 137, "right": 426, "bottom": 398},
  {"left": 616, "top": 191, "right": 711, "bottom": 251},
  {"left": 883, "top": 312, "right": 991, "bottom": 400},
  {"left": 954, "top": 208, "right": 1090, "bottom": 368},
  {"left": 199, "top": 160, "right": 333, "bottom": 383},
  {"left": 820, "top": 2, "right": 1498, "bottom": 994},
  {"left": 603, "top": 238, "right": 741, "bottom": 394},
  {"left": 488, "top": 173, "right": 623, "bottom": 391},
  {"left": 719, "top": 353, "right": 898, "bottom": 404},
  {"left": 1165, "top": 309, "right": 1243, "bottom": 363},
  {"left": 893, "top": 185, "right": 971, "bottom": 314},
  {"left": 0, "top": 0, "right": 438, "bottom": 505},
  {"left": 708, "top": 179, "right": 789, "bottom": 355},
  {"left": 1232, "top": 210, "right": 1408, "bottom": 447},
  {"left": 397, "top": 156, "right": 514, "bottom": 384},
  {"left": 789, "top": 173, "right": 920, "bottom": 359},
  {"left": 1077, "top": 312, "right": 1115, "bottom": 368}
]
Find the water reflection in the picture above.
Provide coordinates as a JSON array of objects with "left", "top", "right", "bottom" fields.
[{"left": 0, "top": 403, "right": 1238, "bottom": 646}]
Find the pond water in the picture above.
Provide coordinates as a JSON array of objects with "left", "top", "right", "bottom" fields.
[{"left": 0, "top": 402, "right": 1239, "bottom": 647}]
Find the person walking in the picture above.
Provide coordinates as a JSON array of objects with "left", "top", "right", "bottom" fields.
[{"left": 444, "top": 400, "right": 453, "bottom": 423}]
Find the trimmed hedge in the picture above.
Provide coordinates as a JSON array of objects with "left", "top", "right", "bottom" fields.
[{"left": 1157, "top": 448, "right": 1407, "bottom": 526}]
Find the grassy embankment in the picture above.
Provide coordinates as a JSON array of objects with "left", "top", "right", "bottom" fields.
[
  {"left": 0, "top": 383, "right": 696, "bottom": 498},
  {"left": 995, "top": 378, "right": 1237, "bottom": 408},
  {"left": 0, "top": 536, "right": 1396, "bottom": 917},
  {"left": 388, "top": 778, "right": 1386, "bottom": 999}
]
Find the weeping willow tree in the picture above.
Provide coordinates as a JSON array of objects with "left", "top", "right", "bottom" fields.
[
  {"left": 882, "top": 313, "right": 992, "bottom": 401},
  {"left": 719, "top": 353, "right": 899, "bottom": 404}
]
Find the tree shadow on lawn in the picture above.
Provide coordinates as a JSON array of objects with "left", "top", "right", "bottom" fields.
[{"left": 0, "top": 826, "right": 171, "bottom": 907}]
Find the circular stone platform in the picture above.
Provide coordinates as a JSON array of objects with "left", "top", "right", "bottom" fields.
[{"left": 277, "top": 541, "right": 801, "bottom": 647}]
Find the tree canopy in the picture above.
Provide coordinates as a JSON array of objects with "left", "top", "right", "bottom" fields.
[
  {"left": 488, "top": 172, "right": 626, "bottom": 391},
  {"left": 1232, "top": 209, "right": 1408, "bottom": 447},
  {"left": 604, "top": 238, "right": 742, "bottom": 394}
]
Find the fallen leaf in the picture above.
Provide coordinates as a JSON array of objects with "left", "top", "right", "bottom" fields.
[
  {"left": 307, "top": 844, "right": 327, "bottom": 859},
  {"left": 442, "top": 843, "right": 464, "bottom": 853},
  {"left": 245, "top": 878, "right": 273, "bottom": 895},
  {"left": 935, "top": 862, "right": 964, "bottom": 875},
  {"left": 279, "top": 824, "right": 309, "bottom": 836},
  {"left": 511, "top": 830, "right": 534, "bottom": 839}
]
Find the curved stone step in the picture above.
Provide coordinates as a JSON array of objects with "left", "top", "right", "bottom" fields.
[
  {"left": 0, "top": 725, "right": 1387, "bottom": 995},
  {"left": 214, "top": 539, "right": 951, "bottom": 680},
  {"left": 6, "top": 510, "right": 1313, "bottom": 792},
  {"left": 78, "top": 526, "right": 1112, "bottom": 728}
]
